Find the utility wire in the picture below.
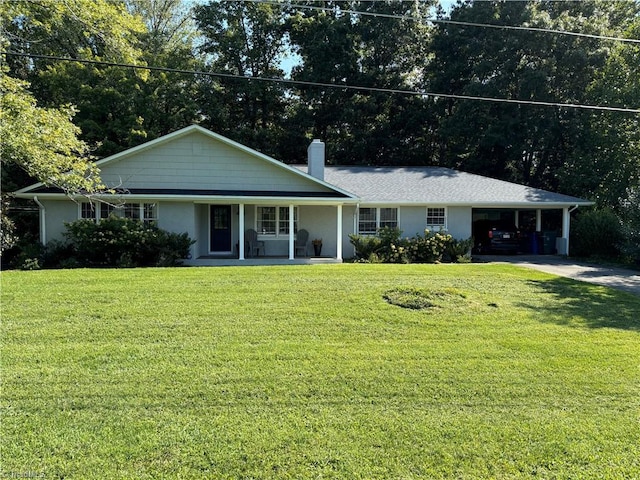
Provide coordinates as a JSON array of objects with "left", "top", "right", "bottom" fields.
[
  {"left": 4, "top": 51, "right": 639, "bottom": 114},
  {"left": 253, "top": 0, "right": 640, "bottom": 45}
]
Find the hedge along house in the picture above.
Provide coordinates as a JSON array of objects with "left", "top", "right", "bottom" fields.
[{"left": 15, "top": 125, "right": 592, "bottom": 264}]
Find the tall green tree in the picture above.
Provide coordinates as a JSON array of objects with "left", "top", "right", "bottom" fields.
[
  {"left": 126, "top": 0, "right": 201, "bottom": 140},
  {"left": 566, "top": 11, "right": 640, "bottom": 209},
  {"left": 287, "top": 0, "right": 435, "bottom": 165},
  {"left": 194, "top": 0, "right": 290, "bottom": 158},
  {"left": 2, "top": 0, "right": 149, "bottom": 157},
  {"left": 426, "top": 0, "right": 638, "bottom": 202}
]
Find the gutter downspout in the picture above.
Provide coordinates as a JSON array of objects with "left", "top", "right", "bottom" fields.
[
  {"left": 563, "top": 205, "right": 580, "bottom": 256},
  {"left": 354, "top": 203, "right": 360, "bottom": 258},
  {"left": 33, "top": 196, "right": 46, "bottom": 245}
]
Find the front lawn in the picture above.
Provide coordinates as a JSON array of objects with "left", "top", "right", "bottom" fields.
[{"left": 1, "top": 264, "right": 639, "bottom": 479}]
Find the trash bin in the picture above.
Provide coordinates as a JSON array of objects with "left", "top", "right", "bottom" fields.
[
  {"left": 542, "top": 231, "right": 557, "bottom": 254},
  {"left": 529, "top": 232, "right": 539, "bottom": 255}
]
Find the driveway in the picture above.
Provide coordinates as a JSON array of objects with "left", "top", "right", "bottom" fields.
[{"left": 476, "top": 255, "right": 640, "bottom": 296}]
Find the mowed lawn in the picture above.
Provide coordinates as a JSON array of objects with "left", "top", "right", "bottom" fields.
[{"left": 1, "top": 264, "right": 639, "bottom": 479}]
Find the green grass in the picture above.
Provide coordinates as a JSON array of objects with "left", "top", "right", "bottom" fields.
[{"left": 1, "top": 264, "right": 639, "bottom": 479}]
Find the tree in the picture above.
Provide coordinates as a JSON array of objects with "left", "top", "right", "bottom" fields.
[
  {"left": 425, "top": 0, "right": 638, "bottom": 199},
  {"left": 126, "top": 0, "right": 202, "bottom": 140},
  {"left": 287, "top": 0, "right": 435, "bottom": 165},
  {"left": 0, "top": 73, "right": 103, "bottom": 195},
  {"left": 566, "top": 11, "right": 640, "bottom": 209},
  {"left": 1, "top": 0, "right": 148, "bottom": 251},
  {"left": 194, "top": 0, "right": 290, "bottom": 158},
  {"left": 2, "top": 0, "right": 151, "bottom": 157}
]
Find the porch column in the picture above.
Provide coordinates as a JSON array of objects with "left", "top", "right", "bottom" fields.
[
  {"left": 536, "top": 209, "right": 542, "bottom": 232},
  {"left": 336, "top": 204, "right": 343, "bottom": 261},
  {"left": 289, "top": 204, "right": 295, "bottom": 260},
  {"left": 239, "top": 203, "right": 245, "bottom": 260},
  {"left": 561, "top": 206, "right": 570, "bottom": 255}
]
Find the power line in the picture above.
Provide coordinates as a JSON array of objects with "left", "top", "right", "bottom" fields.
[
  {"left": 253, "top": 0, "right": 640, "bottom": 45},
  {"left": 4, "top": 51, "right": 639, "bottom": 114}
]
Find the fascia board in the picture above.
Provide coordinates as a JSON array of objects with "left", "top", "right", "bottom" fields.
[
  {"left": 353, "top": 200, "right": 595, "bottom": 208},
  {"left": 15, "top": 192, "right": 360, "bottom": 205}
]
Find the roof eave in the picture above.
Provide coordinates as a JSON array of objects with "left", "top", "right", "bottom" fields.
[{"left": 15, "top": 192, "right": 360, "bottom": 205}]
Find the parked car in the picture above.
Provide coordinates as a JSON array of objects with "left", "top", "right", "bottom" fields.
[{"left": 473, "top": 220, "right": 521, "bottom": 254}]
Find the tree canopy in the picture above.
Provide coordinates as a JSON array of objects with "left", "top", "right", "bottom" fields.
[{"left": 2, "top": 0, "right": 639, "bottom": 248}]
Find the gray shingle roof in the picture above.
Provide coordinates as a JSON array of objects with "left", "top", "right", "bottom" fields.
[{"left": 296, "top": 166, "right": 592, "bottom": 206}]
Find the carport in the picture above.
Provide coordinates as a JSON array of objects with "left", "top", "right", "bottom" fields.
[{"left": 472, "top": 206, "right": 579, "bottom": 255}]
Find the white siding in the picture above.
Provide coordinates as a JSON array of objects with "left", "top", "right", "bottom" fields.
[
  {"left": 447, "top": 206, "right": 472, "bottom": 240},
  {"left": 398, "top": 206, "right": 428, "bottom": 238},
  {"left": 42, "top": 200, "right": 78, "bottom": 243},
  {"left": 99, "top": 132, "right": 334, "bottom": 194},
  {"left": 157, "top": 202, "right": 197, "bottom": 259}
]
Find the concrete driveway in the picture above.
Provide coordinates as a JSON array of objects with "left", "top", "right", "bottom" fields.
[{"left": 476, "top": 255, "right": 640, "bottom": 296}]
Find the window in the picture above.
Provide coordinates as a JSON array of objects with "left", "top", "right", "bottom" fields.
[
  {"left": 79, "top": 202, "right": 113, "bottom": 221},
  {"left": 380, "top": 208, "right": 398, "bottom": 229},
  {"left": 358, "top": 207, "right": 399, "bottom": 235},
  {"left": 79, "top": 202, "right": 157, "bottom": 224},
  {"left": 256, "top": 206, "right": 298, "bottom": 237},
  {"left": 100, "top": 203, "right": 114, "bottom": 220},
  {"left": 278, "top": 206, "right": 298, "bottom": 235},
  {"left": 426, "top": 207, "right": 446, "bottom": 229},
  {"left": 358, "top": 208, "right": 378, "bottom": 235},
  {"left": 80, "top": 202, "right": 96, "bottom": 221},
  {"left": 142, "top": 203, "right": 157, "bottom": 224}
]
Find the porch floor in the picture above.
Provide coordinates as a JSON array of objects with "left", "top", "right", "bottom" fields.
[{"left": 188, "top": 256, "right": 342, "bottom": 266}]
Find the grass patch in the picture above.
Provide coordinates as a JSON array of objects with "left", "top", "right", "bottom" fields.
[
  {"left": 1, "top": 264, "right": 639, "bottom": 479},
  {"left": 383, "top": 287, "right": 467, "bottom": 310}
]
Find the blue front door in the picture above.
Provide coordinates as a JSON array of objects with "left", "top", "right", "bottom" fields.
[{"left": 210, "top": 205, "right": 232, "bottom": 253}]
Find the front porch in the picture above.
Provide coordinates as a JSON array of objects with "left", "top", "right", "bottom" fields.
[{"left": 193, "top": 202, "right": 347, "bottom": 262}]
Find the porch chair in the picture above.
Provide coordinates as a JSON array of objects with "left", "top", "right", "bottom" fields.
[
  {"left": 295, "top": 229, "right": 309, "bottom": 257},
  {"left": 245, "top": 228, "right": 265, "bottom": 257}
]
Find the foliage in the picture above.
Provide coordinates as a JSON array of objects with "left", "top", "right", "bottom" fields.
[
  {"left": 2, "top": 265, "right": 639, "bottom": 478},
  {"left": 287, "top": 0, "right": 436, "bottom": 165},
  {"left": 444, "top": 236, "right": 474, "bottom": 263},
  {"left": 5, "top": 240, "right": 45, "bottom": 271},
  {"left": 0, "top": 73, "right": 105, "bottom": 195},
  {"left": 0, "top": 195, "right": 18, "bottom": 253},
  {"left": 570, "top": 209, "right": 624, "bottom": 258},
  {"left": 408, "top": 229, "right": 454, "bottom": 263},
  {"left": 349, "top": 227, "right": 471, "bottom": 264},
  {"left": 619, "top": 189, "right": 640, "bottom": 264},
  {"left": 63, "top": 215, "right": 193, "bottom": 267},
  {"left": 194, "top": 0, "right": 290, "bottom": 158},
  {"left": 426, "top": 0, "right": 640, "bottom": 210}
]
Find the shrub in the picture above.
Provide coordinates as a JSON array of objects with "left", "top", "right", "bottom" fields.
[
  {"left": 348, "top": 233, "right": 383, "bottom": 261},
  {"left": 445, "top": 237, "right": 474, "bottom": 263},
  {"left": 349, "top": 227, "right": 472, "bottom": 264},
  {"left": 571, "top": 209, "right": 623, "bottom": 258},
  {"left": 63, "top": 216, "right": 194, "bottom": 267},
  {"left": 6, "top": 240, "right": 45, "bottom": 270},
  {"left": 619, "top": 192, "right": 640, "bottom": 265},
  {"left": 409, "top": 230, "right": 453, "bottom": 263}
]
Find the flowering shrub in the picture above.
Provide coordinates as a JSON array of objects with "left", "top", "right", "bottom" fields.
[
  {"left": 349, "top": 227, "right": 472, "bottom": 264},
  {"left": 408, "top": 230, "right": 453, "bottom": 263},
  {"left": 63, "top": 215, "right": 194, "bottom": 267}
]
